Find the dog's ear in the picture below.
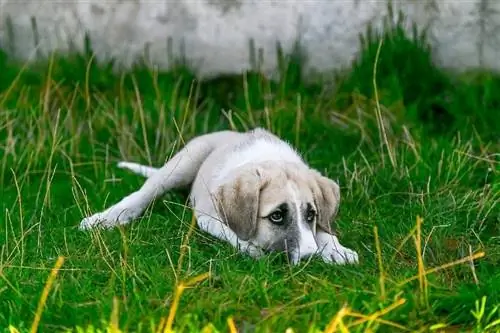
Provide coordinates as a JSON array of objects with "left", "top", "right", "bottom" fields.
[
  {"left": 215, "top": 168, "right": 266, "bottom": 241},
  {"left": 310, "top": 170, "right": 341, "bottom": 234}
]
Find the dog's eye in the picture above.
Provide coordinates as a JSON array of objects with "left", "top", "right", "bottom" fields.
[
  {"left": 306, "top": 210, "right": 316, "bottom": 223},
  {"left": 269, "top": 211, "right": 284, "bottom": 224}
]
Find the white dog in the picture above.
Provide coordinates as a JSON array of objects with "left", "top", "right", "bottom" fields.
[{"left": 79, "top": 128, "right": 358, "bottom": 265}]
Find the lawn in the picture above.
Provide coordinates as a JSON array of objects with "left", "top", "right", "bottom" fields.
[{"left": 0, "top": 28, "right": 499, "bottom": 332}]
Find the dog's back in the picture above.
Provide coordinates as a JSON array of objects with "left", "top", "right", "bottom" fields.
[
  {"left": 118, "top": 128, "right": 301, "bottom": 190},
  {"left": 196, "top": 128, "right": 304, "bottom": 187}
]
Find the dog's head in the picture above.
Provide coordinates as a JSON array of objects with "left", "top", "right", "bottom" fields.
[{"left": 215, "top": 161, "right": 340, "bottom": 264}]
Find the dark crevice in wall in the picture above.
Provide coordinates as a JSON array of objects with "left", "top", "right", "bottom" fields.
[{"left": 478, "top": 0, "right": 488, "bottom": 67}]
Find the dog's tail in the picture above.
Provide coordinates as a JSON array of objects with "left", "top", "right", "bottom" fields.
[{"left": 117, "top": 161, "right": 159, "bottom": 178}]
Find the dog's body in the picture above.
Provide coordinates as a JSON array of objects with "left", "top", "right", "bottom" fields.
[{"left": 79, "top": 128, "right": 358, "bottom": 265}]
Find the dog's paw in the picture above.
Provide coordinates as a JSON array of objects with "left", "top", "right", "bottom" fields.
[
  {"left": 247, "top": 245, "right": 265, "bottom": 259},
  {"left": 238, "top": 241, "right": 264, "bottom": 259},
  {"left": 79, "top": 206, "right": 139, "bottom": 230},
  {"left": 320, "top": 244, "right": 359, "bottom": 265},
  {"left": 79, "top": 212, "right": 112, "bottom": 230}
]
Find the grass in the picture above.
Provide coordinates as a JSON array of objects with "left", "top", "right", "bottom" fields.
[{"left": 0, "top": 26, "right": 499, "bottom": 332}]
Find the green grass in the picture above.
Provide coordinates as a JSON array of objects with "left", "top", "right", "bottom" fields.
[{"left": 0, "top": 27, "right": 499, "bottom": 333}]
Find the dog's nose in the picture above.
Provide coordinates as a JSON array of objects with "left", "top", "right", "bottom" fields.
[{"left": 288, "top": 251, "right": 301, "bottom": 265}]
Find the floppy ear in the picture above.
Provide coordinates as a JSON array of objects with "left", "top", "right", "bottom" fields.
[
  {"left": 310, "top": 170, "right": 341, "bottom": 234},
  {"left": 215, "top": 168, "right": 266, "bottom": 241}
]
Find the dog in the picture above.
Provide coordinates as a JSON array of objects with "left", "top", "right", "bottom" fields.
[{"left": 79, "top": 128, "right": 359, "bottom": 265}]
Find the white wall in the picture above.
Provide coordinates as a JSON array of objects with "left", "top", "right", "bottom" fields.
[{"left": 1, "top": 1, "right": 499, "bottom": 79}]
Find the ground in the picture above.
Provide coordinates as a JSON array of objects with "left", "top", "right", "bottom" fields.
[{"left": 0, "top": 28, "right": 499, "bottom": 332}]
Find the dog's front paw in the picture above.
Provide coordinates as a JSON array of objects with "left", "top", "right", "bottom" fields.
[
  {"left": 320, "top": 244, "right": 359, "bottom": 265},
  {"left": 79, "top": 206, "right": 139, "bottom": 230},
  {"left": 79, "top": 212, "right": 111, "bottom": 230},
  {"left": 238, "top": 241, "right": 264, "bottom": 259}
]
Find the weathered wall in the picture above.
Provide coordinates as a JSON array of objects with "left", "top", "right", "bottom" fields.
[{"left": 0, "top": 1, "right": 499, "bottom": 79}]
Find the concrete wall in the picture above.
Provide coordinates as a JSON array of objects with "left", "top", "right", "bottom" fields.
[{"left": 1, "top": 1, "right": 499, "bottom": 79}]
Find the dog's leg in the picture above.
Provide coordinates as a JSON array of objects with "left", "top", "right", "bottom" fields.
[
  {"left": 315, "top": 230, "right": 359, "bottom": 264},
  {"left": 196, "top": 214, "right": 264, "bottom": 258},
  {"left": 79, "top": 131, "right": 241, "bottom": 230}
]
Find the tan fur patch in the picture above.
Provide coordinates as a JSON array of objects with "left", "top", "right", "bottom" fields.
[{"left": 216, "top": 168, "right": 261, "bottom": 241}]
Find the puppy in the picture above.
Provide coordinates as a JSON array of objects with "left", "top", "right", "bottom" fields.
[{"left": 79, "top": 128, "right": 358, "bottom": 265}]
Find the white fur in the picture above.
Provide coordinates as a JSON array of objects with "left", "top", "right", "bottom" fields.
[
  {"left": 288, "top": 181, "right": 318, "bottom": 265},
  {"left": 316, "top": 231, "right": 359, "bottom": 264},
  {"left": 117, "top": 161, "right": 157, "bottom": 178},
  {"left": 79, "top": 128, "right": 359, "bottom": 265}
]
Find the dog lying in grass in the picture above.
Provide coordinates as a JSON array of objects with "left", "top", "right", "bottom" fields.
[{"left": 79, "top": 128, "right": 359, "bottom": 265}]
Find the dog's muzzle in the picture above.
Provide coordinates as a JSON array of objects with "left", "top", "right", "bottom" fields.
[{"left": 281, "top": 234, "right": 319, "bottom": 265}]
